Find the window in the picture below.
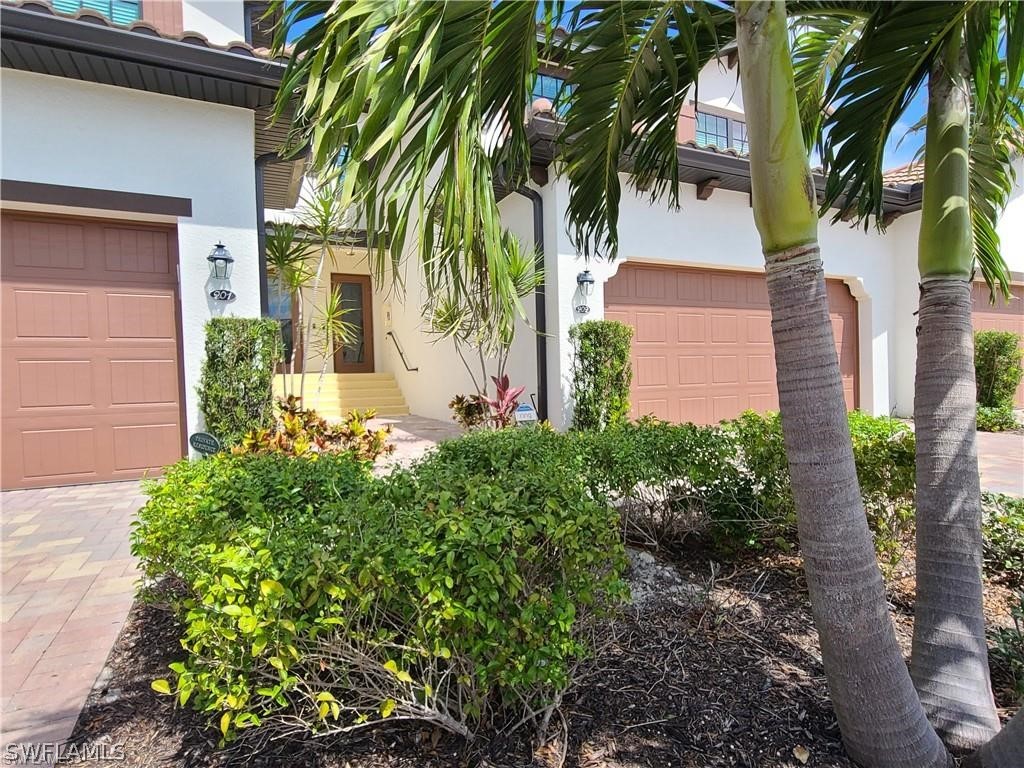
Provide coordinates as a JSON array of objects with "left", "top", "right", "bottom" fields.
[
  {"left": 532, "top": 74, "right": 572, "bottom": 115},
  {"left": 695, "top": 109, "right": 748, "bottom": 154},
  {"left": 52, "top": 0, "right": 142, "bottom": 25},
  {"left": 267, "top": 281, "right": 295, "bottom": 363}
]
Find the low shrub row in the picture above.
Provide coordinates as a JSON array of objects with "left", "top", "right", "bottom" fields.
[
  {"left": 135, "top": 414, "right": 1022, "bottom": 747},
  {"left": 578, "top": 411, "right": 917, "bottom": 565},
  {"left": 134, "top": 429, "right": 626, "bottom": 744},
  {"left": 974, "top": 329, "right": 1022, "bottom": 433}
]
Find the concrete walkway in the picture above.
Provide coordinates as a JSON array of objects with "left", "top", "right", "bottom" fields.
[
  {"left": 1, "top": 481, "right": 144, "bottom": 755},
  {"left": 977, "top": 430, "right": 1024, "bottom": 496},
  {"left": 372, "top": 413, "right": 464, "bottom": 468}
]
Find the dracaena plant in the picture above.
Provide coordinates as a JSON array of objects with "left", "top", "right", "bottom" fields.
[{"left": 482, "top": 375, "right": 526, "bottom": 429}]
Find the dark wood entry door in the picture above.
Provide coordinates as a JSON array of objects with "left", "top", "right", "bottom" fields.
[{"left": 331, "top": 273, "right": 374, "bottom": 373}]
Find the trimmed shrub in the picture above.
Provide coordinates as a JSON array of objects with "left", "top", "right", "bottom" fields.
[
  {"left": 982, "top": 492, "right": 1024, "bottom": 588},
  {"left": 136, "top": 429, "right": 627, "bottom": 744},
  {"left": 977, "top": 404, "right": 1019, "bottom": 433},
  {"left": 132, "top": 452, "right": 370, "bottom": 591},
  {"left": 197, "top": 318, "right": 282, "bottom": 447},
  {"left": 588, "top": 411, "right": 917, "bottom": 561},
  {"left": 570, "top": 320, "right": 633, "bottom": 431},
  {"left": 975, "top": 329, "right": 1023, "bottom": 409}
]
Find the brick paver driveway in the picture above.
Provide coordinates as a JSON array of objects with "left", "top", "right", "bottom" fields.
[
  {"left": 1, "top": 481, "right": 144, "bottom": 754},
  {"left": 977, "top": 430, "right": 1024, "bottom": 496}
]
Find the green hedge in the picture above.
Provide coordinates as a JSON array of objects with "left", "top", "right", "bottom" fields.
[
  {"left": 570, "top": 320, "right": 633, "bottom": 431},
  {"left": 196, "top": 317, "right": 281, "bottom": 447},
  {"left": 134, "top": 430, "right": 626, "bottom": 743},
  {"left": 975, "top": 329, "right": 1023, "bottom": 409}
]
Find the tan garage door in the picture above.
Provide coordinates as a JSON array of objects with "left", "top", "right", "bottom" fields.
[
  {"left": 604, "top": 264, "right": 859, "bottom": 424},
  {"left": 1, "top": 214, "right": 184, "bottom": 489},
  {"left": 972, "top": 281, "right": 1024, "bottom": 407}
]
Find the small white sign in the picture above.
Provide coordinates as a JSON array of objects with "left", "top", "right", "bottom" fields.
[{"left": 514, "top": 403, "right": 539, "bottom": 426}]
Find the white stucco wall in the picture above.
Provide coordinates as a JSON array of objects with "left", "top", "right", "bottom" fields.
[
  {"left": 692, "top": 58, "right": 744, "bottom": 114},
  {"left": 0, "top": 69, "right": 261, "bottom": 439},
  {"left": 997, "top": 158, "right": 1024, "bottom": 275},
  {"left": 181, "top": 0, "right": 248, "bottom": 45}
]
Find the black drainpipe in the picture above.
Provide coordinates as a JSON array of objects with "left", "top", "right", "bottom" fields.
[
  {"left": 254, "top": 151, "right": 277, "bottom": 316},
  {"left": 512, "top": 186, "right": 548, "bottom": 422},
  {"left": 255, "top": 148, "right": 309, "bottom": 316}
]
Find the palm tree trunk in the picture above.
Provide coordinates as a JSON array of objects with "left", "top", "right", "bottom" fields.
[
  {"left": 909, "top": 31, "right": 1000, "bottom": 750},
  {"left": 737, "top": 3, "right": 949, "bottom": 766},
  {"left": 964, "top": 708, "right": 1024, "bottom": 768}
]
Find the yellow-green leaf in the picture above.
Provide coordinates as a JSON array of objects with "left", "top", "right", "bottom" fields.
[
  {"left": 379, "top": 698, "right": 396, "bottom": 718},
  {"left": 151, "top": 679, "right": 171, "bottom": 695},
  {"left": 220, "top": 711, "right": 231, "bottom": 737},
  {"left": 382, "top": 659, "right": 413, "bottom": 684}
]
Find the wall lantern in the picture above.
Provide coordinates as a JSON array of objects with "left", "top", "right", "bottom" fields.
[
  {"left": 207, "top": 242, "right": 234, "bottom": 280},
  {"left": 575, "top": 269, "right": 595, "bottom": 314}
]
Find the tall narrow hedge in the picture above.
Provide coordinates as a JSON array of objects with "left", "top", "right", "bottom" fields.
[
  {"left": 570, "top": 319, "right": 633, "bottom": 431},
  {"left": 197, "top": 317, "right": 281, "bottom": 446},
  {"left": 975, "top": 329, "right": 1023, "bottom": 408}
]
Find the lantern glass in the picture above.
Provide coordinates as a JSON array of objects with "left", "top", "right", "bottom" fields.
[
  {"left": 207, "top": 243, "right": 234, "bottom": 280},
  {"left": 576, "top": 270, "right": 595, "bottom": 298}
]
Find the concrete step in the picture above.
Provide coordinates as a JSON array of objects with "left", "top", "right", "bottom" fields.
[{"left": 274, "top": 372, "right": 410, "bottom": 419}]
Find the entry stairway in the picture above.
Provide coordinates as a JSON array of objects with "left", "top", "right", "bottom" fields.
[{"left": 273, "top": 373, "right": 410, "bottom": 419}]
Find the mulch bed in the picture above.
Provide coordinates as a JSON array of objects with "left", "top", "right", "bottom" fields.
[{"left": 66, "top": 547, "right": 1018, "bottom": 768}]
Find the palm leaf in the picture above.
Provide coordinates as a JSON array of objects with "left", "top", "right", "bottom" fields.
[
  {"left": 557, "top": 1, "right": 732, "bottom": 259},
  {"left": 275, "top": 0, "right": 557, "bottom": 322},
  {"left": 818, "top": 1, "right": 978, "bottom": 225}
]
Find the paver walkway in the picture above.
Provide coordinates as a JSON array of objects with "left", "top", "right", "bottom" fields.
[
  {"left": 977, "top": 429, "right": 1024, "bottom": 496},
  {"left": 1, "top": 481, "right": 144, "bottom": 757}
]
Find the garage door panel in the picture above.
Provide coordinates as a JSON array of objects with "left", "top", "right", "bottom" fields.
[
  {"left": 19, "top": 427, "right": 98, "bottom": 481},
  {"left": 16, "top": 360, "right": 94, "bottom": 408},
  {"left": 12, "top": 288, "right": 91, "bottom": 338},
  {"left": 112, "top": 424, "right": 182, "bottom": 472},
  {"left": 606, "top": 264, "right": 859, "bottom": 425},
  {"left": 1, "top": 214, "right": 184, "bottom": 489}
]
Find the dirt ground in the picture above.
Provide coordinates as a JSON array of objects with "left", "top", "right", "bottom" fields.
[{"left": 66, "top": 545, "right": 1018, "bottom": 768}]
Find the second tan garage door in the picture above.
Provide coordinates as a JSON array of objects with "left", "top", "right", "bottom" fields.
[
  {"left": 1, "top": 213, "right": 185, "bottom": 490},
  {"left": 604, "top": 264, "right": 859, "bottom": 425},
  {"left": 972, "top": 281, "right": 1024, "bottom": 407}
]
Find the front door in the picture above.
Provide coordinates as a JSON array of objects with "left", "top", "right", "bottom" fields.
[{"left": 331, "top": 273, "right": 374, "bottom": 373}]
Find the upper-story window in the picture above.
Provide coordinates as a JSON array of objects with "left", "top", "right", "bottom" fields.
[
  {"left": 532, "top": 73, "right": 572, "bottom": 115},
  {"left": 696, "top": 110, "right": 748, "bottom": 154},
  {"left": 53, "top": 0, "right": 142, "bottom": 26}
]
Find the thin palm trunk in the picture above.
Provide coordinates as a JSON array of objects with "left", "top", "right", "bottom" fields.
[
  {"left": 737, "top": 3, "right": 949, "bottom": 766},
  {"left": 300, "top": 241, "right": 329, "bottom": 404},
  {"left": 910, "top": 31, "right": 1000, "bottom": 749},
  {"left": 964, "top": 707, "right": 1024, "bottom": 768}
]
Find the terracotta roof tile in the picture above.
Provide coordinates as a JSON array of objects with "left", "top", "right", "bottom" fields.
[
  {"left": 882, "top": 162, "right": 925, "bottom": 186},
  {"left": 3, "top": 0, "right": 288, "bottom": 62}
]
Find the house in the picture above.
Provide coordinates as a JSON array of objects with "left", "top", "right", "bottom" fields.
[{"left": 1, "top": 1, "right": 1021, "bottom": 490}]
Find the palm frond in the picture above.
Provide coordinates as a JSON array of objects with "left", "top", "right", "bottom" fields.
[
  {"left": 275, "top": 0, "right": 556, "bottom": 320},
  {"left": 556, "top": 1, "right": 733, "bottom": 259},
  {"left": 791, "top": 14, "right": 865, "bottom": 154},
  {"left": 818, "top": 1, "right": 978, "bottom": 226}
]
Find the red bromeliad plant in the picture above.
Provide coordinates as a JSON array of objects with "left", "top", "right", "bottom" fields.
[{"left": 482, "top": 375, "right": 525, "bottom": 429}]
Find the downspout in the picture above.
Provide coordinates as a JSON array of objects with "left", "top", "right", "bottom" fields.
[
  {"left": 255, "top": 151, "right": 276, "bottom": 316},
  {"left": 511, "top": 186, "right": 548, "bottom": 422}
]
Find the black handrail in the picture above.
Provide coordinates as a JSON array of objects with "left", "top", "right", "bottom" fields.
[{"left": 386, "top": 331, "right": 419, "bottom": 371}]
